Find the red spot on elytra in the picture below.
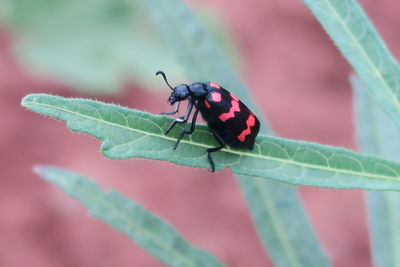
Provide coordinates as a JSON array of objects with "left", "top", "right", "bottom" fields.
[
  {"left": 211, "top": 92, "right": 222, "bottom": 102},
  {"left": 218, "top": 100, "right": 240, "bottom": 121},
  {"left": 204, "top": 99, "right": 211, "bottom": 108},
  {"left": 237, "top": 114, "right": 256, "bottom": 142},
  {"left": 210, "top": 82, "right": 221, "bottom": 89}
]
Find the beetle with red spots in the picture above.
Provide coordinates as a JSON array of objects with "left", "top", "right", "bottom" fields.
[{"left": 156, "top": 71, "right": 260, "bottom": 172}]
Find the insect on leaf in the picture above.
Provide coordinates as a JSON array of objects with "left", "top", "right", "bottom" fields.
[
  {"left": 22, "top": 93, "right": 400, "bottom": 191},
  {"left": 145, "top": 0, "right": 329, "bottom": 264}
]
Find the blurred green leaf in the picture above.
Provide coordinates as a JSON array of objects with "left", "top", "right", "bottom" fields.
[
  {"left": 0, "top": 0, "right": 184, "bottom": 93},
  {"left": 34, "top": 165, "right": 224, "bottom": 267},
  {"left": 143, "top": 0, "right": 254, "bottom": 108},
  {"left": 0, "top": 0, "right": 237, "bottom": 94},
  {"left": 144, "top": 1, "right": 330, "bottom": 265},
  {"left": 236, "top": 177, "right": 329, "bottom": 267},
  {"left": 302, "top": 0, "right": 400, "bottom": 129},
  {"left": 22, "top": 93, "right": 400, "bottom": 191},
  {"left": 353, "top": 75, "right": 400, "bottom": 267}
]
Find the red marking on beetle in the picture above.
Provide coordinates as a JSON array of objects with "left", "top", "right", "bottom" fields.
[
  {"left": 230, "top": 93, "right": 239, "bottom": 102},
  {"left": 211, "top": 92, "right": 222, "bottom": 102},
  {"left": 204, "top": 99, "right": 211, "bottom": 108},
  {"left": 237, "top": 114, "right": 256, "bottom": 142},
  {"left": 218, "top": 100, "right": 240, "bottom": 121},
  {"left": 210, "top": 82, "right": 221, "bottom": 89}
]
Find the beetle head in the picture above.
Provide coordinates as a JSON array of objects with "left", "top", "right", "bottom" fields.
[
  {"left": 156, "top": 70, "right": 190, "bottom": 105},
  {"left": 167, "top": 84, "right": 190, "bottom": 105}
]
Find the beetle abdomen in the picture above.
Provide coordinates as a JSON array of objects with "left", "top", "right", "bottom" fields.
[{"left": 198, "top": 84, "right": 260, "bottom": 148}]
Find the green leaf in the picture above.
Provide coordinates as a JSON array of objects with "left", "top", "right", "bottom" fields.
[
  {"left": 34, "top": 165, "right": 225, "bottom": 267},
  {"left": 0, "top": 0, "right": 185, "bottom": 93},
  {"left": 143, "top": 0, "right": 259, "bottom": 117},
  {"left": 302, "top": 0, "right": 400, "bottom": 129},
  {"left": 0, "top": 0, "right": 237, "bottom": 94},
  {"left": 143, "top": 1, "right": 329, "bottom": 265},
  {"left": 353, "top": 75, "right": 400, "bottom": 267},
  {"left": 22, "top": 93, "right": 400, "bottom": 192},
  {"left": 236, "top": 177, "right": 329, "bottom": 267}
]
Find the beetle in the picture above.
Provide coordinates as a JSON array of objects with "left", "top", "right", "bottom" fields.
[{"left": 157, "top": 71, "right": 260, "bottom": 172}]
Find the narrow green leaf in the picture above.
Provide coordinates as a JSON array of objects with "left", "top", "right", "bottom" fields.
[
  {"left": 34, "top": 165, "right": 225, "bottom": 267},
  {"left": 236, "top": 177, "right": 328, "bottom": 267},
  {"left": 142, "top": 0, "right": 263, "bottom": 123},
  {"left": 1, "top": 0, "right": 236, "bottom": 94},
  {"left": 353, "top": 75, "right": 400, "bottom": 267},
  {"left": 302, "top": 0, "right": 400, "bottom": 129},
  {"left": 143, "top": 0, "right": 329, "bottom": 265},
  {"left": 22, "top": 93, "right": 400, "bottom": 191},
  {"left": 0, "top": 0, "right": 185, "bottom": 92}
]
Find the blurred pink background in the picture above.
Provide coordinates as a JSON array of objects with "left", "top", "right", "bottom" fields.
[{"left": 1, "top": 0, "right": 400, "bottom": 266}]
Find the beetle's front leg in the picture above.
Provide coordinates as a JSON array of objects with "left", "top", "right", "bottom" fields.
[
  {"left": 160, "top": 102, "right": 180, "bottom": 115},
  {"left": 173, "top": 108, "right": 199, "bottom": 150},
  {"left": 165, "top": 116, "right": 184, "bottom": 135},
  {"left": 173, "top": 109, "right": 199, "bottom": 150},
  {"left": 164, "top": 102, "right": 193, "bottom": 135}
]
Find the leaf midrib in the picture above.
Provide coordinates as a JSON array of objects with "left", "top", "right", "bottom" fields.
[
  {"left": 25, "top": 99, "right": 400, "bottom": 182},
  {"left": 256, "top": 180, "right": 302, "bottom": 267},
  {"left": 76, "top": 184, "right": 200, "bottom": 267},
  {"left": 322, "top": 0, "right": 400, "bottom": 110},
  {"left": 384, "top": 193, "right": 400, "bottom": 266}
]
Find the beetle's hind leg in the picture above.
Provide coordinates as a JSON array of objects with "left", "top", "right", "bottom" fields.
[{"left": 207, "top": 129, "right": 226, "bottom": 172}]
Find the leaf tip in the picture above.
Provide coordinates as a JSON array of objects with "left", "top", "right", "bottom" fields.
[
  {"left": 33, "top": 164, "right": 59, "bottom": 180},
  {"left": 32, "top": 164, "right": 48, "bottom": 176},
  {"left": 21, "top": 94, "right": 44, "bottom": 109},
  {"left": 21, "top": 94, "right": 33, "bottom": 107}
]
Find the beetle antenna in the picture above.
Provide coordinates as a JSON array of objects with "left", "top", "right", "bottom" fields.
[{"left": 156, "top": 71, "right": 174, "bottom": 91}]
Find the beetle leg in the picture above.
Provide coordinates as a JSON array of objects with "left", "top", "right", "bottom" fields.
[
  {"left": 206, "top": 129, "right": 226, "bottom": 172},
  {"left": 165, "top": 116, "right": 184, "bottom": 135},
  {"left": 164, "top": 102, "right": 193, "bottom": 135},
  {"left": 160, "top": 102, "right": 180, "bottom": 115},
  {"left": 172, "top": 108, "right": 199, "bottom": 150}
]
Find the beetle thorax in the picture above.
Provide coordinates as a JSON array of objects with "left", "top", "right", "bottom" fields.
[{"left": 188, "top": 83, "right": 208, "bottom": 99}]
